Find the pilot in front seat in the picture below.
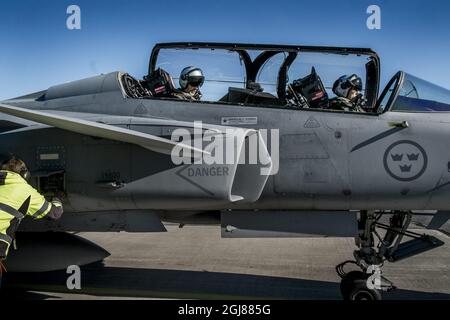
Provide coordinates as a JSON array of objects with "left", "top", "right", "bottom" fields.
[
  {"left": 172, "top": 66, "right": 204, "bottom": 102},
  {"left": 329, "top": 74, "right": 367, "bottom": 112}
]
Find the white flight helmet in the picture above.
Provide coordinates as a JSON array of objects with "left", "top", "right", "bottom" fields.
[
  {"left": 179, "top": 66, "right": 204, "bottom": 90},
  {"left": 332, "top": 74, "right": 363, "bottom": 98}
]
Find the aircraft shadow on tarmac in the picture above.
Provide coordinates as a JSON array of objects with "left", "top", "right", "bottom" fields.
[{"left": 3, "top": 263, "right": 450, "bottom": 300}]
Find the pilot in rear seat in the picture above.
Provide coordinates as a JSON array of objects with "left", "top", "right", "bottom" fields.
[
  {"left": 329, "top": 74, "right": 367, "bottom": 112},
  {"left": 172, "top": 66, "right": 204, "bottom": 101}
]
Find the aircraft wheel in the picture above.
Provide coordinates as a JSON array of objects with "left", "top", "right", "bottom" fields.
[
  {"left": 348, "top": 282, "right": 382, "bottom": 300},
  {"left": 340, "top": 271, "right": 382, "bottom": 300}
]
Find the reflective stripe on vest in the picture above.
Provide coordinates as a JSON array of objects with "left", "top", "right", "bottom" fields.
[
  {"left": 0, "top": 233, "right": 13, "bottom": 246},
  {"left": 0, "top": 203, "right": 24, "bottom": 219},
  {"left": 32, "top": 200, "right": 50, "bottom": 219},
  {"left": 0, "top": 233, "right": 12, "bottom": 258}
]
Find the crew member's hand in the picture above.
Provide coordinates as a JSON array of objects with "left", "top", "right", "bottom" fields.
[{"left": 46, "top": 197, "right": 64, "bottom": 221}]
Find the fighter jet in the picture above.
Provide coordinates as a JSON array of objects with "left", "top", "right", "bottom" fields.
[{"left": 1, "top": 42, "right": 450, "bottom": 300}]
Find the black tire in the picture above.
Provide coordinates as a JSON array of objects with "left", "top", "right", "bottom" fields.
[
  {"left": 349, "top": 280, "right": 382, "bottom": 300},
  {"left": 340, "top": 271, "right": 366, "bottom": 300}
]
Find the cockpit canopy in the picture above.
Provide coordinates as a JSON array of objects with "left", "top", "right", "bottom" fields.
[
  {"left": 377, "top": 72, "right": 450, "bottom": 113},
  {"left": 148, "top": 42, "right": 380, "bottom": 110}
]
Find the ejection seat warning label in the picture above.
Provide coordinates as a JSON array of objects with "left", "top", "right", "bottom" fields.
[{"left": 221, "top": 117, "right": 257, "bottom": 125}]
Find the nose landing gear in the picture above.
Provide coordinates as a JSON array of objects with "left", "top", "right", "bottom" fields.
[
  {"left": 337, "top": 263, "right": 394, "bottom": 300},
  {"left": 336, "top": 210, "right": 444, "bottom": 300},
  {"left": 339, "top": 270, "right": 382, "bottom": 300}
]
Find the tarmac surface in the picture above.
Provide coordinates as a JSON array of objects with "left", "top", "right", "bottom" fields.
[{"left": 4, "top": 223, "right": 450, "bottom": 300}]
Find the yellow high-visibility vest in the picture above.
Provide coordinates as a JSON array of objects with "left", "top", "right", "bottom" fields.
[{"left": 0, "top": 170, "right": 51, "bottom": 259}]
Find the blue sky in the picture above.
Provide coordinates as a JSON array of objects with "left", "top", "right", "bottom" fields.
[{"left": 0, "top": 0, "right": 449, "bottom": 100}]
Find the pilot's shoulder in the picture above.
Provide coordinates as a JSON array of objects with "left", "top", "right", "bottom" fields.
[
  {"left": 330, "top": 96, "right": 351, "bottom": 104},
  {"left": 171, "top": 90, "right": 189, "bottom": 100}
]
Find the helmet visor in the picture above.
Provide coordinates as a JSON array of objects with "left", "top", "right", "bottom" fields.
[
  {"left": 187, "top": 75, "right": 204, "bottom": 88},
  {"left": 344, "top": 75, "right": 362, "bottom": 91}
]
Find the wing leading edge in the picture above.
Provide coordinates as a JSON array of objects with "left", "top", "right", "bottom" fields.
[{"left": 0, "top": 103, "right": 206, "bottom": 157}]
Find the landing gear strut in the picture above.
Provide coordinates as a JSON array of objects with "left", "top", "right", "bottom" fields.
[{"left": 336, "top": 210, "right": 444, "bottom": 300}]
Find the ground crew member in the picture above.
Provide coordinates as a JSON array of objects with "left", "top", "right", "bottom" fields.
[
  {"left": 0, "top": 154, "right": 64, "bottom": 288},
  {"left": 329, "top": 74, "right": 367, "bottom": 112},
  {"left": 172, "top": 66, "right": 204, "bottom": 101}
]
